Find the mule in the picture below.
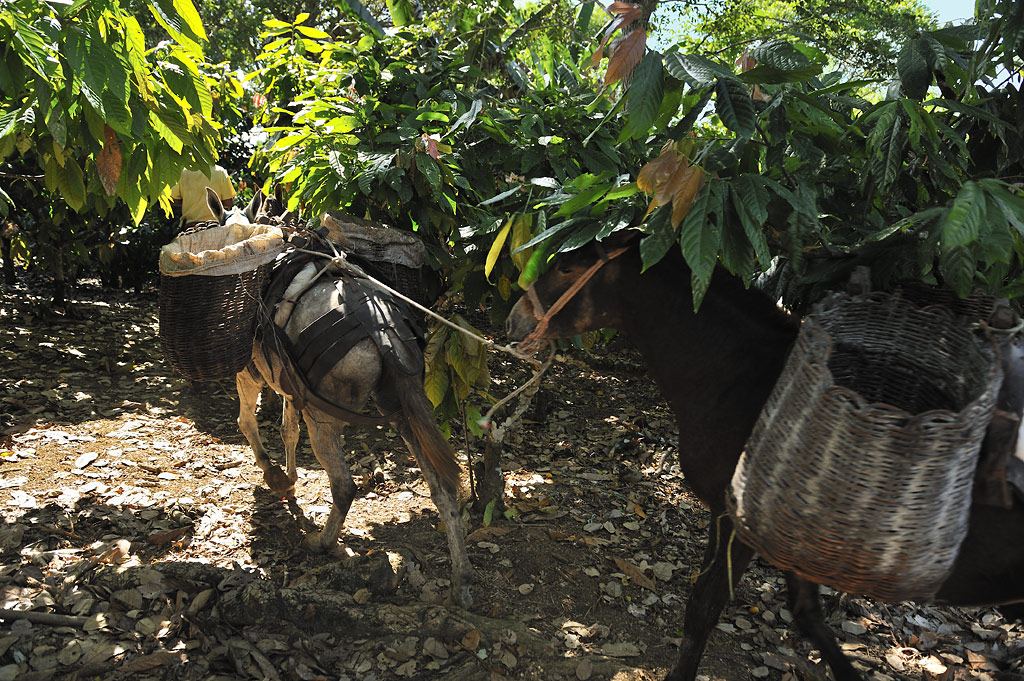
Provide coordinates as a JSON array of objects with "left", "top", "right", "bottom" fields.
[
  {"left": 207, "top": 189, "right": 473, "bottom": 608},
  {"left": 505, "top": 229, "right": 1024, "bottom": 680}
]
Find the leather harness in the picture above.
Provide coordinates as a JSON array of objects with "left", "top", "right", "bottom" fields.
[{"left": 256, "top": 238, "right": 424, "bottom": 426}]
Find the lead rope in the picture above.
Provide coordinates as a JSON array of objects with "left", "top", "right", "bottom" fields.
[
  {"left": 289, "top": 241, "right": 628, "bottom": 428},
  {"left": 517, "top": 245, "right": 629, "bottom": 354}
]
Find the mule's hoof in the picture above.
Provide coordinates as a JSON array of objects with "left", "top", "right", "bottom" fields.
[
  {"left": 301, "top": 532, "right": 328, "bottom": 552},
  {"left": 444, "top": 585, "right": 473, "bottom": 610},
  {"left": 264, "top": 467, "right": 295, "bottom": 497}
]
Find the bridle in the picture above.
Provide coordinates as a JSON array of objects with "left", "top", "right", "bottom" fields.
[{"left": 517, "top": 242, "right": 631, "bottom": 353}]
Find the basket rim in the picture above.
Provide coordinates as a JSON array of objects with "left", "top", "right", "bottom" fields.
[{"left": 798, "top": 304, "right": 1002, "bottom": 423}]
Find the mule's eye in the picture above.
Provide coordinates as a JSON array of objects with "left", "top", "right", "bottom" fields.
[{"left": 558, "top": 265, "right": 573, "bottom": 275}]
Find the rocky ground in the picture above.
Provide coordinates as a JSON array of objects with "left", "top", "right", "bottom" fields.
[{"left": 1, "top": 280, "right": 1022, "bottom": 681}]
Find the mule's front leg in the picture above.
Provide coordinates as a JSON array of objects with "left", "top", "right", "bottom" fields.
[
  {"left": 667, "top": 515, "right": 755, "bottom": 681},
  {"left": 785, "top": 574, "right": 861, "bottom": 681},
  {"left": 300, "top": 411, "right": 357, "bottom": 552},
  {"left": 236, "top": 367, "right": 294, "bottom": 496}
]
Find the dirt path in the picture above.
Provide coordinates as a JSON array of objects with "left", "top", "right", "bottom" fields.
[{"left": 1, "top": 283, "right": 1021, "bottom": 681}]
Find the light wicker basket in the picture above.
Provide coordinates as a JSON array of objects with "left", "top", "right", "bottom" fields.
[{"left": 728, "top": 293, "right": 1003, "bottom": 602}]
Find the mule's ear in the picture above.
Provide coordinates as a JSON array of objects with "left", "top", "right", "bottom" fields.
[
  {"left": 206, "top": 187, "right": 225, "bottom": 223},
  {"left": 244, "top": 190, "right": 264, "bottom": 223},
  {"left": 274, "top": 183, "right": 284, "bottom": 203}
]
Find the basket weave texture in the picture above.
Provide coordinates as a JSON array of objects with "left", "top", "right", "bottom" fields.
[
  {"left": 158, "top": 223, "right": 284, "bottom": 382},
  {"left": 320, "top": 211, "right": 425, "bottom": 304},
  {"left": 727, "top": 293, "right": 1003, "bottom": 602}
]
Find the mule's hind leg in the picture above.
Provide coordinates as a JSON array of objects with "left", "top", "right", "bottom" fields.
[
  {"left": 379, "top": 374, "right": 473, "bottom": 608},
  {"left": 300, "top": 409, "right": 358, "bottom": 552},
  {"left": 667, "top": 515, "right": 755, "bottom": 681},
  {"left": 281, "top": 398, "right": 300, "bottom": 487},
  {"left": 236, "top": 365, "right": 294, "bottom": 496}
]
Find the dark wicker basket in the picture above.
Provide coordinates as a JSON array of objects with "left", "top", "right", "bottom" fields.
[
  {"left": 728, "top": 293, "right": 1003, "bottom": 602},
  {"left": 159, "top": 266, "right": 268, "bottom": 382},
  {"left": 893, "top": 280, "right": 996, "bottom": 322}
]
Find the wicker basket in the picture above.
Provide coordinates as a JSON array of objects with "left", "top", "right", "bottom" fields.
[
  {"left": 727, "top": 293, "right": 1003, "bottom": 602},
  {"left": 158, "top": 223, "right": 284, "bottom": 381},
  {"left": 320, "top": 212, "right": 425, "bottom": 304},
  {"left": 893, "top": 280, "right": 996, "bottom": 322}
]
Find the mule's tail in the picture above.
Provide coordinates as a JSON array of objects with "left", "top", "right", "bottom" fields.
[{"left": 395, "top": 374, "right": 463, "bottom": 493}]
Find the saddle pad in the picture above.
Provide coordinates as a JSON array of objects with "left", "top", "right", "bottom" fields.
[
  {"left": 293, "top": 275, "right": 424, "bottom": 390},
  {"left": 258, "top": 246, "right": 424, "bottom": 414}
]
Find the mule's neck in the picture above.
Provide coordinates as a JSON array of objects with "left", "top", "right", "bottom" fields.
[{"left": 612, "top": 252, "right": 799, "bottom": 506}]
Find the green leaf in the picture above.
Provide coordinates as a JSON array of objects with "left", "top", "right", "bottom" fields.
[
  {"left": 980, "top": 179, "right": 1024, "bottom": 237},
  {"left": 414, "top": 155, "right": 441, "bottom": 194},
  {"left": 297, "top": 26, "right": 331, "bottom": 39},
  {"left": 865, "top": 102, "right": 903, "bottom": 192},
  {"left": 626, "top": 52, "right": 664, "bottom": 140},
  {"left": 679, "top": 182, "right": 722, "bottom": 310},
  {"left": 730, "top": 176, "right": 771, "bottom": 266},
  {"left": 897, "top": 38, "right": 931, "bottom": 100},
  {"left": 939, "top": 245, "right": 976, "bottom": 297},
  {"left": 0, "top": 110, "right": 17, "bottom": 139},
  {"left": 59, "top": 158, "right": 86, "bottom": 211},
  {"left": 387, "top": 0, "right": 418, "bottom": 26},
  {"left": 148, "top": 0, "right": 203, "bottom": 56},
  {"left": 102, "top": 91, "right": 133, "bottom": 135},
  {"left": 553, "top": 183, "right": 612, "bottom": 217},
  {"left": 714, "top": 77, "right": 756, "bottom": 138},
  {"left": 663, "top": 52, "right": 733, "bottom": 88},
  {"left": 446, "top": 99, "right": 482, "bottom": 138},
  {"left": 940, "top": 181, "right": 984, "bottom": 248},
  {"left": 480, "top": 185, "right": 522, "bottom": 207},
  {"left": 639, "top": 207, "right": 675, "bottom": 271},
  {"left": 925, "top": 98, "right": 1011, "bottom": 135},
  {"left": 741, "top": 39, "right": 822, "bottom": 83},
  {"left": 172, "top": 0, "right": 207, "bottom": 41},
  {"left": 10, "top": 16, "right": 49, "bottom": 78}
]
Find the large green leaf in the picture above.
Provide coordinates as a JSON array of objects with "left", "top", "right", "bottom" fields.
[
  {"left": 714, "top": 77, "right": 756, "bottom": 138},
  {"left": 147, "top": 0, "right": 203, "bottom": 56},
  {"left": 741, "top": 39, "right": 822, "bottom": 84},
  {"left": 171, "top": 0, "right": 208, "bottom": 42},
  {"left": 639, "top": 207, "right": 675, "bottom": 271},
  {"left": 663, "top": 52, "right": 733, "bottom": 88},
  {"left": 897, "top": 38, "right": 931, "bottom": 100},
  {"left": 625, "top": 52, "right": 664, "bottom": 140},
  {"left": 730, "top": 176, "right": 771, "bottom": 266},
  {"left": 939, "top": 244, "right": 976, "bottom": 297},
  {"left": 679, "top": 182, "right": 722, "bottom": 310},
  {"left": 387, "top": 0, "right": 418, "bottom": 27},
  {"left": 940, "top": 181, "right": 984, "bottom": 249}
]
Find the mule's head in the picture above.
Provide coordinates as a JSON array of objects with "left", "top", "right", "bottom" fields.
[
  {"left": 206, "top": 187, "right": 250, "bottom": 226},
  {"left": 506, "top": 230, "right": 639, "bottom": 344}
]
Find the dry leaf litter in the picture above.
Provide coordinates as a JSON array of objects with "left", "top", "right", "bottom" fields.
[{"left": 1, "top": 283, "right": 1022, "bottom": 681}]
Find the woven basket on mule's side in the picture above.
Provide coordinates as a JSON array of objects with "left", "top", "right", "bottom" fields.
[
  {"left": 728, "top": 293, "right": 1003, "bottom": 602},
  {"left": 159, "top": 265, "right": 269, "bottom": 381},
  {"left": 158, "top": 222, "right": 283, "bottom": 382}
]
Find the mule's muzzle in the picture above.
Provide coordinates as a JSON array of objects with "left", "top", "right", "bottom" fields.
[{"left": 505, "top": 296, "right": 537, "bottom": 342}]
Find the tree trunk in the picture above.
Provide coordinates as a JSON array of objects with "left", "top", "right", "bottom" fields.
[
  {"left": 1, "top": 234, "right": 14, "bottom": 285},
  {"left": 51, "top": 241, "right": 67, "bottom": 310},
  {"left": 473, "top": 434, "right": 505, "bottom": 515}
]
